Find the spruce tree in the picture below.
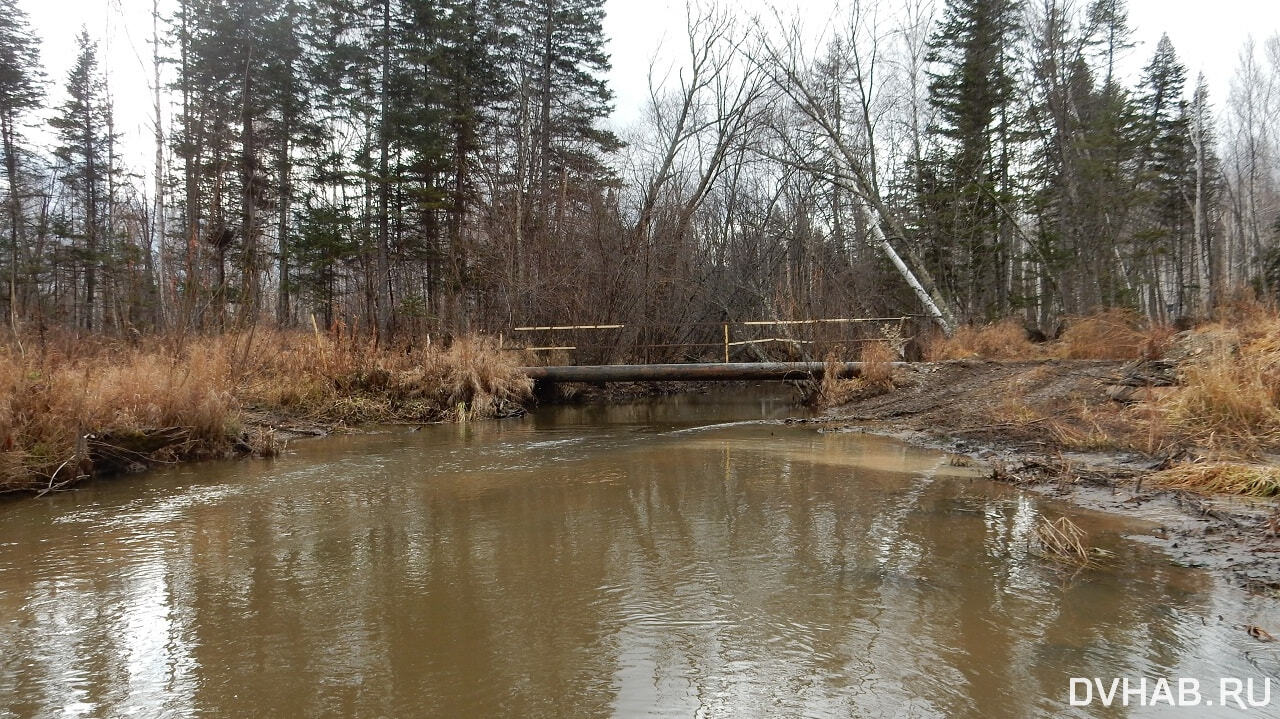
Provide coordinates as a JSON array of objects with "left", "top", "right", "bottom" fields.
[
  {"left": 0, "top": 0, "right": 43, "bottom": 322},
  {"left": 50, "top": 30, "right": 112, "bottom": 331},
  {"left": 1086, "top": 0, "right": 1134, "bottom": 88},
  {"left": 292, "top": 0, "right": 372, "bottom": 325},
  {"left": 1134, "top": 34, "right": 1190, "bottom": 319},
  {"left": 515, "top": 0, "right": 615, "bottom": 182},
  {"left": 925, "top": 0, "right": 1023, "bottom": 319},
  {"left": 437, "top": 0, "right": 507, "bottom": 319},
  {"left": 514, "top": 0, "right": 617, "bottom": 216}
]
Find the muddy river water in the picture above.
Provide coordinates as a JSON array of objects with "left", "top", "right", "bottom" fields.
[{"left": 1, "top": 390, "right": 1277, "bottom": 718}]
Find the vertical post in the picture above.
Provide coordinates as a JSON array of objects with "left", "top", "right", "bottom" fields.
[{"left": 723, "top": 323, "right": 730, "bottom": 363}]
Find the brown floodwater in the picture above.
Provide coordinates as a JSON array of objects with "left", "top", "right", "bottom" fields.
[{"left": 1, "top": 390, "right": 1277, "bottom": 718}]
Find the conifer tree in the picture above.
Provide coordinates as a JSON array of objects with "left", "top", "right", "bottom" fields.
[
  {"left": 1134, "top": 34, "right": 1190, "bottom": 319},
  {"left": 0, "top": 0, "right": 43, "bottom": 323},
  {"left": 924, "top": 0, "right": 1022, "bottom": 319},
  {"left": 50, "top": 30, "right": 113, "bottom": 331},
  {"left": 514, "top": 0, "right": 616, "bottom": 225}
]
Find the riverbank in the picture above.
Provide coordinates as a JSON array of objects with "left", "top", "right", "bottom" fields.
[
  {"left": 0, "top": 330, "right": 530, "bottom": 495},
  {"left": 813, "top": 306, "right": 1280, "bottom": 592}
]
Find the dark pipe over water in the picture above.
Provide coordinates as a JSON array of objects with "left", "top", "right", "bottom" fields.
[{"left": 520, "top": 361, "right": 906, "bottom": 382}]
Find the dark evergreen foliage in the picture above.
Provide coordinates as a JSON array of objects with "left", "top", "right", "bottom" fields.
[{"left": 0, "top": 0, "right": 1265, "bottom": 342}]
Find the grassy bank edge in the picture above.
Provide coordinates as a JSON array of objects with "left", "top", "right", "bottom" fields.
[
  {"left": 814, "top": 303, "right": 1280, "bottom": 499},
  {"left": 0, "top": 330, "right": 532, "bottom": 496}
]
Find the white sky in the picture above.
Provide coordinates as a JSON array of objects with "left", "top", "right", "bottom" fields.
[{"left": 16, "top": 0, "right": 1280, "bottom": 181}]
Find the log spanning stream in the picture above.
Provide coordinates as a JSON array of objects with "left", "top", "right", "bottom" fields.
[{"left": 0, "top": 390, "right": 1275, "bottom": 717}]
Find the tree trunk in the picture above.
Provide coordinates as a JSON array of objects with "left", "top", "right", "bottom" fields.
[
  {"left": 152, "top": 0, "right": 168, "bottom": 329},
  {"left": 84, "top": 101, "right": 98, "bottom": 332},
  {"left": 375, "top": 0, "right": 394, "bottom": 340},
  {"left": 3, "top": 112, "right": 22, "bottom": 332}
]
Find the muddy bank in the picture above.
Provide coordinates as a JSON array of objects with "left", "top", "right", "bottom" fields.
[
  {"left": 814, "top": 359, "right": 1280, "bottom": 594},
  {"left": 817, "top": 359, "right": 1129, "bottom": 448}
]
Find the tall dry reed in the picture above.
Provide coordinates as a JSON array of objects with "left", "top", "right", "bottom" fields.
[{"left": 0, "top": 330, "right": 530, "bottom": 493}]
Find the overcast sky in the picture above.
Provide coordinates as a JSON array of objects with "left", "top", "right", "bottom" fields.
[{"left": 17, "top": 0, "right": 1280, "bottom": 178}]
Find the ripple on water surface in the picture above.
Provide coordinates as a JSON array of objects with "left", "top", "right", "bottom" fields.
[{"left": 0, "top": 390, "right": 1275, "bottom": 718}]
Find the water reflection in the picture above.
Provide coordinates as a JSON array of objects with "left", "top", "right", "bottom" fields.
[{"left": 0, "top": 391, "right": 1271, "bottom": 718}]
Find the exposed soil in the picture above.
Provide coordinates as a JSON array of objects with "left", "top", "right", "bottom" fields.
[
  {"left": 815, "top": 359, "right": 1131, "bottom": 446},
  {"left": 813, "top": 359, "right": 1280, "bottom": 594}
]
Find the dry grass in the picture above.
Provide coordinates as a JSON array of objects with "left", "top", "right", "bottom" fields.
[
  {"left": 811, "top": 353, "right": 860, "bottom": 406},
  {"left": 1152, "top": 462, "right": 1280, "bottom": 497},
  {"left": 858, "top": 340, "right": 898, "bottom": 390},
  {"left": 985, "top": 391, "right": 1139, "bottom": 453},
  {"left": 1147, "top": 302, "right": 1280, "bottom": 455},
  {"left": 988, "top": 393, "right": 1049, "bottom": 426},
  {"left": 1055, "top": 309, "right": 1167, "bottom": 360},
  {"left": 1211, "top": 293, "right": 1280, "bottom": 338},
  {"left": 247, "top": 332, "right": 532, "bottom": 423},
  {"left": 927, "top": 310, "right": 1173, "bottom": 362},
  {"left": 0, "top": 340, "right": 240, "bottom": 492},
  {"left": 978, "top": 363, "right": 1136, "bottom": 452},
  {"left": 953, "top": 302, "right": 1280, "bottom": 459},
  {"left": 925, "top": 319, "right": 1039, "bottom": 361},
  {"left": 1046, "top": 401, "right": 1144, "bottom": 452},
  {"left": 810, "top": 343, "right": 899, "bottom": 406},
  {"left": 0, "top": 330, "right": 531, "bottom": 493},
  {"left": 1034, "top": 516, "right": 1091, "bottom": 565}
]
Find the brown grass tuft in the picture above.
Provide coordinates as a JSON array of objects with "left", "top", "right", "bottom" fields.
[
  {"left": 1210, "top": 292, "right": 1278, "bottom": 337},
  {"left": 1151, "top": 462, "right": 1280, "bottom": 497},
  {"left": 0, "top": 338, "right": 242, "bottom": 492},
  {"left": 859, "top": 340, "right": 898, "bottom": 390},
  {"left": 810, "top": 344, "right": 900, "bottom": 407},
  {"left": 927, "top": 310, "right": 1175, "bottom": 362},
  {"left": 1148, "top": 309, "right": 1280, "bottom": 454},
  {"left": 1054, "top": 309, "right": 1164, "bottom": 360},
  {"left": 812, "top": 353, "right": 859, "bottom": 406},
  {"left": 1034, "top": 516, "right": 1091, "bottom": 564},
  {"left": 925, "top": 319, "right": 1039, "bottom": 361},
  {"left": 236, "top": 331, "right": 530, "bottom": 423}
]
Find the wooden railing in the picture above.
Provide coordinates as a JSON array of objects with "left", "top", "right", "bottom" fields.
[{"left": 504, "top": 317, "right": 916, "bottom": 362}]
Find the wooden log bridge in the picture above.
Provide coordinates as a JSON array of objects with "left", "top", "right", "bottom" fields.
[{"left": 520, "top": 361, "right": 905, "bottom": 383}]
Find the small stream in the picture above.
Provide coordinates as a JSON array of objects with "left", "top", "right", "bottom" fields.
[{"left": 1, "top": 389, "right": 1276, "bottom": 718}]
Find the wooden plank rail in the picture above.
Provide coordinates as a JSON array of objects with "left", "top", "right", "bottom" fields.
[
  {"left": 506, "top": 316, "right": 914, "bottom": 361},
  {"left": 504, "top": 314, "right": 916, "bottom": 365},
  {"left": 520, "top": 361, "right": 906, "bottom": 383}
]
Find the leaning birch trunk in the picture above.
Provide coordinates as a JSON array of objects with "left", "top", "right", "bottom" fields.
[
  {"left": 858, "top": 200, "right": 955, "bottom": 336},
  {"left": 152, "top": 0, "right": 168, "bottom": 329}
]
